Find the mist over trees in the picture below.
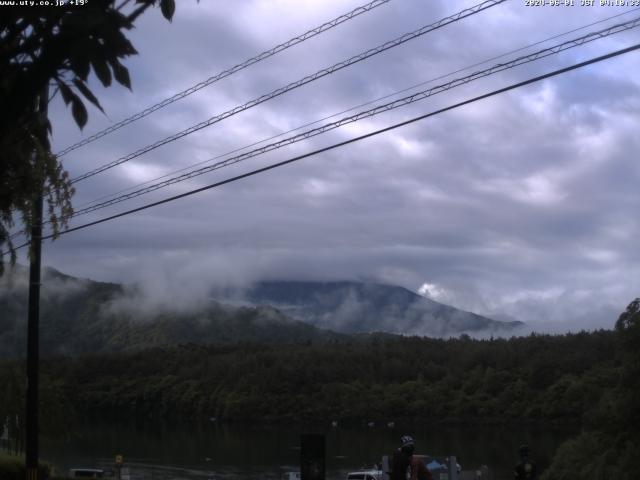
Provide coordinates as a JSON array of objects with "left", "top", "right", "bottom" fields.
[{"left": 1, "top": 290, "right": 637, "bottom": 477}]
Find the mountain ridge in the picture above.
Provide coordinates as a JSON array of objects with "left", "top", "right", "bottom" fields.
[
  {"left": 0, "top": 266, "right": 523, "bottom": 357},
  {"left": 0, "top": 266, "right": 347, "bottom": 357},
  {"left": 221, "top": 280, "right": 523, "bottom": 336}
]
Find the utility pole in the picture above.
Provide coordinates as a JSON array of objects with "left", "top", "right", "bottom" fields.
[{"left": 25, "top": 85, "right": 47, "bottom": 480}]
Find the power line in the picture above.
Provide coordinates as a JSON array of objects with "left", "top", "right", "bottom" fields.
[
  {"left": 70, "top": 0, "right": 506, "bottom": 184},
  {"left": 73, "top": 6, "right": 640, "bottom": 212},
  {"left": 4, "top": 0, "right": 504, "bottom": 243},
  {"left": 68, "top": 17, "right": 640, "bottom": 218},
  {"left": 8, "top": 9, "right": 638, "bottom": 242},
  {"left": 54, "top": 0, "right": 393, "bottom": 158},
  {"left": 3, "top": 41, "right": 631, "bottom": 255}
]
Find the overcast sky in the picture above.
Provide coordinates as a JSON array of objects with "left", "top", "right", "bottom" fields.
[{"left": 18, "top": 0, "right": 640, "bottom": 330}]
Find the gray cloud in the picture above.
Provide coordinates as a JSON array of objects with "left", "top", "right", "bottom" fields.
[{"left": 13, "top": 0, "right": 638, "bottom": 332}]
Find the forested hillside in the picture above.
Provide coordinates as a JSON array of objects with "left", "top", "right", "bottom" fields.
[
  {"left": 0, "top": 267, "right": 522, "bottom": 359},
  {"left": 2, "top": 278, "right": 637, "bottom": 478},
  {"left": 0, "top": 330, "right": 618, "bottom": 430},
  {"left": 0, "top": 268, "right": 347, "bottom": 357}
]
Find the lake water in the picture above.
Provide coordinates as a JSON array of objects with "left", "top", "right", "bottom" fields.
[{"left": 40, "top": 420, "right": 576, "bottom": 480}]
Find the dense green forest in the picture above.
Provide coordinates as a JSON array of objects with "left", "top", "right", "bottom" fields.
[
  {"left": 1, "top": 299, "right": 638, "bottom": 479},
  {"left": 541, "top": 298, "right": 640, "bottom": 480},
  {"left": 43, "top": 332, "right": 621, "bottom": 423},
  {"left": 0, "top": 331, "right": 619, "bottom": 438}
]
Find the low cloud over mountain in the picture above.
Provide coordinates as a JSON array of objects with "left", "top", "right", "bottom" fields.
[{"left": 219, "top": 280, "right": 522, "bottom": 337}]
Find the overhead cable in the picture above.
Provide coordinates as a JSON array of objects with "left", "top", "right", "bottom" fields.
[
  {"left": 3, "top": 41, "right": 631, "bottom": 255},
  {"left": 55, "top": 0, "right": 393, "bottom": 158},
  {"left": 69, "top": 17, "right": 640, "bottom": 218},
  {"left": 70, "top": 0, "right": 506, "bottom": 183},
  {"left": 8, "top": 8, "right": 637, "bottom": 242},
  {"left": 74, "top": 6, "right": 640, "bottom": 211}
]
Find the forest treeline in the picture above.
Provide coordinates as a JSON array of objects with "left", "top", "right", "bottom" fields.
[
  {"left": 540, "top": 299, "right": 640, "bottom": 480},
  {"left": 0, "top": 330, "right": 619, "bottom": 427}
]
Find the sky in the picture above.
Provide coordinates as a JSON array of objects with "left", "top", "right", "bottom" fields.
[{"left": 16, "top": 0, "right": 640, "bottom": 331}]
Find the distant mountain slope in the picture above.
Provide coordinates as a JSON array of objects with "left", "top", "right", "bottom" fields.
[
  {"left": 0, "top": 267, "right": 522, "bottom": 358},
  {"left": 228, "top": 280, "right": 522, "bottom": 336},
  {"left": 0, "top": 267, "right": 346, "bottom": 358}
]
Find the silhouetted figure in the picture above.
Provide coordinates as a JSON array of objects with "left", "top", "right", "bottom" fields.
[
  {"left": 514, "top": 445, "right": 537, "bottom": 480},
  {"left": 389, "top": 435, "right": 433, "bottom": 480},
  {"left": 390, "top": 435, "right": 415, "bottom": 480}
]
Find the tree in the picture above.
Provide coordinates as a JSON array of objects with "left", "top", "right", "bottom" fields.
[
  {"left": 614, "top": 297, "right": 640, "bottom": 337},
  {"left": 543, "top": 299, "right": 640, "bottom": 479},
  {"left": 0, "top": 0, "right": 177, "bottom": 273},
  {"left": 614, "top": 298, "right": 640, "bottom": 439}
]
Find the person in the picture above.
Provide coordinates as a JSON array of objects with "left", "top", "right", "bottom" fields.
[
  {"left": 390, "top": 435, "right": 432, "bottom": 480},
  {"left": 390, "top": 435, "right": 415, "bottom": 480},
  {"left": 514, "top": 444, "right": 537, "bottom": 480}
]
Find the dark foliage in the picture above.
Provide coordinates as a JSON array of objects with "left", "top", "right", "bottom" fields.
[
  {"left": 0, "top": 0, "right": 176, "bottom": 271},
  {"left": 0, "top": 330, "right": 619, "bottom": 430},
  {"left": 0, "top": 267, "right": 349, "bottom": 357},
  {"left": 542, "top": 298, "right": 640, "bottom": 479},
  {"left": 0, "top": 454, "right": 70, "bottom": 480}
]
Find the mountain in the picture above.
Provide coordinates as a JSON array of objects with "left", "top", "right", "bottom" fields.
[
  {"left": 218, "top": 280, "right": 523, "bottom": 336},
  {"left": 0, "top": 266, "right": 346, "bottom": 358},
  {"left": 0, "top": 267, "right": 522, "bottom": 358}
]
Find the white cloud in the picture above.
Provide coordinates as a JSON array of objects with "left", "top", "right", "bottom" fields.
[{"left": 418, "top": 282, "right": 448, "bottom": 301}]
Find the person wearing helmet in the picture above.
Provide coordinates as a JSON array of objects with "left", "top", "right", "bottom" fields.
[
  {"left": 390, "top": 435, "right": 415, "bottom": 480},
  {"left": 389, "top": 436, "right": 432, "bottom": 480},
  {"left": 514, "top": 445, "right": 537, "bottom": 480}
]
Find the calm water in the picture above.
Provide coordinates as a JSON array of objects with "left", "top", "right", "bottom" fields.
[{"left": 40, "top": 420, "right": 577, "bottom": 480}]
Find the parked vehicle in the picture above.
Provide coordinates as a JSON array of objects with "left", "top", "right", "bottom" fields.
[
  {"left": 346, "top": 469, "right": 384, "bottom": 480},
  {"left": 68, "top": 468, "right": 108, "bottom": 478},
  {"left": 282, "top": 472, "right": 301, "bottom": 480}
]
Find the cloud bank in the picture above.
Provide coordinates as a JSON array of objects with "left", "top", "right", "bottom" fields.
[{"left": 9, "top": 0, "right": 637, "bottom": 332}]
